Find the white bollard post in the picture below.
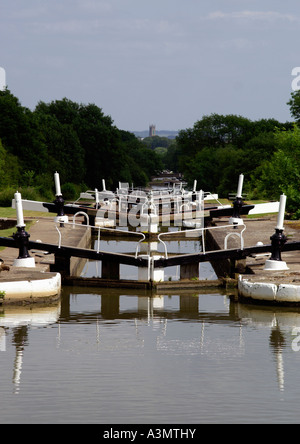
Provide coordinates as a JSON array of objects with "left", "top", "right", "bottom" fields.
[
  {"left": 53, "top": 172, "right": 68, "bottom": 224},
  {"left": 95, "top": 188, "right": 99, "bottom": 209},
  {"left": 276, "top": 194, "right": 287, "bottom": 230},
  {"left": 236, "top": 174, "right": 244, "bottom": 198},
  {"left": 15, "top": 192, "right": 25, "bottom": 228},
  {"left": 54, "top": 171, "right": 62, "bottom": 196},
  {"left": 13, "top": 192, "right": 35, "bottom": 267},
  {"left": 264, "top": 193, "right": 289, "bottom": 271},
  {"left": 229, "top": 174, "right": 244, "bottom": 226}
]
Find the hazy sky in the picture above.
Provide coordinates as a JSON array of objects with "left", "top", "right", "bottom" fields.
[{"left": 1, "top": 0, "right": 299, "bottom": 131}]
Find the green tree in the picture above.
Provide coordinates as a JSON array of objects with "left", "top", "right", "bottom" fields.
[
  {"left": 0, "top": 89, "right": 46, "bottom": 173},
  {"left": 76, "top": 107, "right": 125, "bottom": 189},
  {"left": 252, "top": 124, "right": 300, "bottom": 216},
  {"left": 34, "top": 100, "right": 163, "bottom": 190},
  {"left": 287, "top": 90, "right": 300, "bottom": 123},
  {"left": 142, "top": 135, "right": 173, "bottom": 150},
  {"left": 176, "top": 113, "right": 287, "bottom": 196},
  {"left": 34, "top": 109, "right": 86, "bottom": 184},
  {"left": 119, "top": 130, "right": 163, "bottom": 186}
]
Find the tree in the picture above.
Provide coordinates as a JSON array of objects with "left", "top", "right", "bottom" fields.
[
  {"left": 142, "top": 135, "right": 173, "bottom": 150},
  {"left": 0, "top": 89, "right": 46, "bottom": 173},
  {"left": 34, "top": 103, "right": 86, "bottom": 184},
  {"left": 34, "top": 100, "right": 163, "bottom": 190},
  {"left": 176, "top": 113, "right": 285, "bottom": 195},
  {"left": 251, "top": 124, "right": 300, "bottom": 216},
  {"left": 287, "top": 90, "right": 300, "bottom": 123},
  {"left": 119, "top": 130, "right": 163, "bottom": 186}
]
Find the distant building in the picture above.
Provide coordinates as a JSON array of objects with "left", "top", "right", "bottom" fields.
[
  {"left": 0, "top": 67, "right": 6, "bottom": 91},
  {"left": 149, "top": 124, "right": 156, "bottom": 137}
]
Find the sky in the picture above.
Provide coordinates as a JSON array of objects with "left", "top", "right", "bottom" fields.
[{"left": 0, "top": 0, "right": 300, "bottom": 132}]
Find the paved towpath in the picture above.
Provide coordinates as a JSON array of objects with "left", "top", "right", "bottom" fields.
[
  {"left": 0, "top": 216, "right": 89, "bottom": 273},
  {"left": 211, "top": 215, "right": 300, "bottom": 283}
]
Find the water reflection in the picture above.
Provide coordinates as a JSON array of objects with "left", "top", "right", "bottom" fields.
[
  {"left": 58, "top": 289, "right": 232, "bottom": 323},
  {"left": 81, "top": 237, "right": 217, "bottom": 281},
  {"left": 0, "top": 303, "right": 61, "bottom": 393},
  {"left": 2, "top": 290, "right": 300, "bottom": 416},
  {"left": 236, "top": 303, "right": 300, "bottom": 393},
  {"left": 58, "top": 289, "right": 300, "bottom": 394}
]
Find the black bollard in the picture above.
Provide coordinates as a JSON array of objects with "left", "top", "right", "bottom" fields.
[
  {"left": 269, "top": 229, "right": 287, "bottom": 262},
  {"left": 13, "top": 226, "right": 31, "bottom": 260},
  {"left": 229, "top": 174, "right": 244, "bottom": 228},
  {"left": 53, "top": 172, "right": 68, "bottom": 226},
  {"left": 54, "top": 194, "right": 66, "bottom": 227},
  {"left": 264, "top": 194, "right": 289, "bottom": 271}
]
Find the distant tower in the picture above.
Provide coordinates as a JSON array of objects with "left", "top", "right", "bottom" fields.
[
  {"left": 0, "top": 68, "right": 6, "bottom": 91},
  {"left": 149, "top": 124, "right": 156, "bottom": 137}
]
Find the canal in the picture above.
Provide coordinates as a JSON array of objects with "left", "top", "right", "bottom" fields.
[
  {"left": 1, "top": 233, "right": 300, "bottom": 424},
  {"left": 1, "top": 285, "right": 300, "bottom": 424}
]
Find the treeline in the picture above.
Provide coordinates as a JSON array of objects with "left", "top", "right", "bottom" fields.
[
  {"left": 0, "top": 89, "right": 163, "bottom": 204},
  {"left": 175, "top": 114, "right": 293, "bottom": 197},
  {"left": 152, "top": 92, "right": 300, "bottom": 218},
  {"left": 2, "top": 87, "right": 300, "bottom": 218}
]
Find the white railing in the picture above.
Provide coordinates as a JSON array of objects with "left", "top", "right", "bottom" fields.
[
  {"left": 54, "top": 214, "right": 246, "bottom": 264},
  {"left": 157, "top": 223, "right": 246, "bottom": 259},
  {"left": 54, "top": 217, "right": 145, "bottom": 254},
  {"left": 73, "top": 211, "right": 89, "bottom": 226}
]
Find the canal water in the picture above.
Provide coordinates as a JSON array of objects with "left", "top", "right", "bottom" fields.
[
  {"left": 2, "top": 288, "right": 300, "bottom": 424},
  {"left": 2, "top": 236, "right": 300, "bottom": 424}
]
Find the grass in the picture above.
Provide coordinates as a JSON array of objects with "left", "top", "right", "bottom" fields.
[
  {"left": 0, "top": 207, "right": 56, "bottom": 251},
  {"left": 246, "top": 212, "right": 278, "bottom": 219},
  {"left": 0, "top": 207, "right": 56, "bottom": 218},
  {"left": 286, "top": 220, "right": 300, "bottom": 229},
  {"left": 0, "top": 220, "right": 35, "bottom": 251},
  {"left": 0, "top": 207, "right": 19, "bottom": 218}
]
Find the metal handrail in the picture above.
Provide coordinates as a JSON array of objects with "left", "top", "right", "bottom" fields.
[
  {"left": 135, "top": 232, "right": 146, "bottom": 258},
  {"left": 72, "top": 211, "right": 89, "bottom": 227},
  {"left": 54, "top": 219, "right": 145, "bottom": 255},
  {"left": 157, "top": 223, "right": 246, "bottom": 259},
  {"left": 204, "top": 191, "right": 228, "bottom": 208},
  {"left": 158, "top": 227, "right": 204, "bottom": 259},
  {"left": 224, "top": 225, "right": 246, "bottom": 250},
  {"left": 54, "top": 216, "right": 246, "bottom": 265}
]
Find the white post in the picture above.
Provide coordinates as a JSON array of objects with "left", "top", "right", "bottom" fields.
[
  {"left": 193, "top": 180, "right": 197, "bottom": 192},
  {"left": 229, "top": 174, "right": 244, "bottom": 226},
  {"left": 276, "top": 194, "right": 286, "bottom": 230},
  {"left": 264, "top": 193, "right": 289, "bottom": 271},
  {"left": 95, "top": 188, "right": 99, "bottom": 207},
  {"left": 13, "top": 192, "right": 36, "bottom": 268},
  {"left": 54, "top": 172, "right": 62, "bottom": 196},
  {"left": 236, "top": 174, "right": 244, "bottom": 198},
  {"left": 102, "top": 179, "right": 106, "bottom": 191},
  {"left": 14, "top": 192, "right": 25, "bottom": 228},
  {"left": 53, "top": 172, "right": 68, "bottom": 224}
]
